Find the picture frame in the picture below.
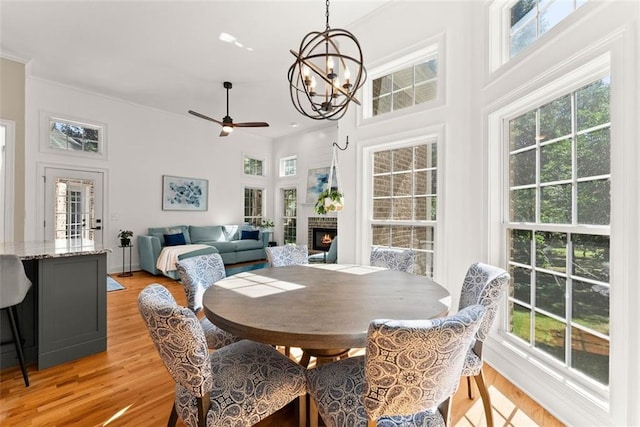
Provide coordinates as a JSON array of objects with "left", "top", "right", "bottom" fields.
[
  {"left": 162, "top": 175, "right": 208, "bottom": 211},
  {"left": 306, "top": 167, "right": 337, "bottom": 203}
]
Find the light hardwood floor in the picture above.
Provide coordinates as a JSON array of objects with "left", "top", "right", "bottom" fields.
[{"left": 0, "top": 271, "right": 563, "bottom": 427}]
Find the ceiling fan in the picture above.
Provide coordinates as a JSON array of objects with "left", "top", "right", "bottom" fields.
[{"left": 188, "top": 81, "right": 269, "bottom": 137}]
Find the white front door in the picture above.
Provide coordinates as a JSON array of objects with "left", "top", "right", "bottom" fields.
[{"left": 43, "top": 167, "right": 104, "bottom": 246}]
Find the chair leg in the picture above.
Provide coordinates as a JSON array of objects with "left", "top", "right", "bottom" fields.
[
  {"left": 7, "top": 306, "right": 29, "bottom": 387},
  {"left": 299, "top": 351, "right": 311, "bottom": 368},
  {"left": 167, "top": 403, "right": 178, "bottom": 427},
  {"left": 473, "top": 369, "right": 494, "bottom": 427},
  {"left": 309, "top": 396, "right": 319, "bottom": 427},
  {"left": 297, "top": 395, "right": 307, "bottom": 427},
  {"left": 466, "top": 375, "right": 474, "bottom": 399}
]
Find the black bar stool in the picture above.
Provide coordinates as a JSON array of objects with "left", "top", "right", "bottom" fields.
[{"left": 0, "top": 254, "right": 33, "bottom": 387}]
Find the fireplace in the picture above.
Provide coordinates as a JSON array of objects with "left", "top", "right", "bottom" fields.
[{"left": 312, "top": 228, "right": 337, "bottom": 251}]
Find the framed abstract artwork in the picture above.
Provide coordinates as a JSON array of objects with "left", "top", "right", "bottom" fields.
[
  {"left": 162, "top": 175, "right": 208, "bottom": 211},
  {"left": 306, "top": 167, "right": 332, "bottom": 203}
]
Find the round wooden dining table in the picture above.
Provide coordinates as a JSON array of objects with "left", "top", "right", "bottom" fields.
[{"left": 202, "top": 264, "right": 451, "bottom": 361}]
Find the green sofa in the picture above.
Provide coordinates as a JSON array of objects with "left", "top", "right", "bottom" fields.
[{"left": 137, "top": 224, "right": 269, "bottom": 279}]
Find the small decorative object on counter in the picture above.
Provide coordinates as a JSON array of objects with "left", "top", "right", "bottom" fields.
[{"left": 118, "top": 229, "right": 133, "bottom": 247}]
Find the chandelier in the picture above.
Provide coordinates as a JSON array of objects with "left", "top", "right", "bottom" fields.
[{"left": 288, "top": 0, "right": 367, "bottom": 121}]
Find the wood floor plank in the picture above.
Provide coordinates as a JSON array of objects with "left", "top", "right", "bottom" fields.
[{"left": 0, "top": 270, "right": 562, "bottom": 427}]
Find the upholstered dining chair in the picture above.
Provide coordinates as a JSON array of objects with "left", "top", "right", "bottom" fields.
[
  {"left": 138, "top": 284, "right": 307, "bottom": 427},
  {"left": 266, "top": 244, "right": 309, "bottom": 267},
  {"left": 458, "top": 262, "right": 510, "bottom": 427},
  {"left": 369, "top": 247, "right": 416, "bottom": 273},
  {"left": 306, "top": 304, "right": 486, "bottom": 427},
  {"left": 175, "top": 253, "right": 241, "bottom": 349},
  {"left": 0, "top": 255, "right": 33, "bottom": 387}
]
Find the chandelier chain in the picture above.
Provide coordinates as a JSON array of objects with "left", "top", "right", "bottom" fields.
[{"left": 325, "top": 0, "right": 330, "bottom": 31}]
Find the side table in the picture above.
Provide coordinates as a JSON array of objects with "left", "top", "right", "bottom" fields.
[{"left": 118, "top": 244, "right": 133, "bottom": 277}]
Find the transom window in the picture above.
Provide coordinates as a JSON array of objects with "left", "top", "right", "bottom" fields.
[
  {"left": 243, "top": 187, "right": 264, "bottom": 227},
  {"left": 280, "top": 156, "right": 297, "bottom": 177},
  {"left": 49, "top": 117, "right": 103, "bottom": 155},
  {"left": 282, "top": 188, "right": 297, "bottom": 244},
  {"left": 371, "top": 59, "right": 438, "bottom": 117},
  {"left": 244, "top": 156, "right": 264, "bottom": 176},
  {"left": 510, "top": 0, "right": 587, "bottom": 58},
  {"left": 505, "top": 76, "right": 610, "bottom": 386},
  {"left": 370, "top": 141, "right": 437, "bottom": 277}
]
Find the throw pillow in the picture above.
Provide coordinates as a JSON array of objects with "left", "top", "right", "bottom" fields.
[
  {"left": 241, "top": 230, "right": 260, "bottom": 240},
  {"left": 164, "top": 232, "right": 186, "bottom": 246}
]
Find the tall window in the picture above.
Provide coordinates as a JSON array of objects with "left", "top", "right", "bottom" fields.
[
  {"left": 505, "top": 76, "right": 610, "bottom": 386},
  {"left": 282, "top": 188, "right": 297, "bottom": 244},
  {"left": 371, "top": 59, "right": 438, "bottom": 117},
  {"left": 243, "top": 187, "right": 263, "bottom": 226},
  {"left": 510, "top": 0, "right": 587, "bottom": 58},
  {"left": 280, "top": 156, "right": 297, "bottom": 177},
  {"left": 49, "top": 117, "right": 103, "bottom": 155},
  {"left": 244, "top": 156, "right": 264, "bottom": 176},
  {"left": 370, "top": 141, "right": 437, "bottom": 277}
]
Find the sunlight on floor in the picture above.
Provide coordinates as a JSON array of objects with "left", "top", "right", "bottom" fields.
[
  {"left": 102, "top": 404, "right": 132, "bottom": 426},
  {"left": 455, "top": 385, "right": 538, "bottom": 427}
]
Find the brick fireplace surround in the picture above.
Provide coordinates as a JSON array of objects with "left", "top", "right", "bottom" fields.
[{"left": 307, "top": 217, "right": 337, "bottom": 254}]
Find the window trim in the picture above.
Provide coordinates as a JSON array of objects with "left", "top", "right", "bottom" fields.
[
  {"left": 486, "top": 53, "right": 613, "bottom": 418},
  {"left": 279, "top": 155, "right": 297, "bottom": 178},
  {"left": 243, "top": 186, "right": 265, "bottom": 226},
  {"left": 360, "top": 125, "right": 445, "bottom": 280},
  {"left": 242, "top": 152, "right": 267, "bottom": 178},
  {"left": 40, "top": 112, "right": 108, "bottom": 160},
  {"left": 359, "top": 34, "right": 445, "bottom": 126}
]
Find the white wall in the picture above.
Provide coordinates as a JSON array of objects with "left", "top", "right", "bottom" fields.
[
  {"left": 25, "top": 77, "right": 272, "bottom": 273},
  {"left": 339, "top": 1, "right": 477, "bottom": 304}
]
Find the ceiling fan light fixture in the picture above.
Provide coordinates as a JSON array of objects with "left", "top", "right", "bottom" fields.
[
  {"left": 222, "top": 125, "right": 234, "bottom": 133},
  {"left": 287, "top": 0, "right": 366, "bottom": 121}
]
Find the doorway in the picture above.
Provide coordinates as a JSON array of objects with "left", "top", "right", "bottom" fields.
[{"left": 43, "top": 167, "right": 104, "bottom": 246}]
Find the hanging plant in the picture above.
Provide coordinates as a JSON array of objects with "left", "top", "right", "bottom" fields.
[
  {"left": 313, "top": 188, "right": 344, "bottom": 215},
  {"left": 313, "top": 140, "right": 346, "bottom": 215}
]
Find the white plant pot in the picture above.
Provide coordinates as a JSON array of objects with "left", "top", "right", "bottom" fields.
[{"left": 324, "top": 197, "right": 344, "bottom": 212}]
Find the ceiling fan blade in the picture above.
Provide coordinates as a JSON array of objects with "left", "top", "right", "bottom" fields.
[
  {"left": 188, "top": 110, "right": 224, "bottom": 126},
  {"left": 233, "top": 122, "right": 270, "bottom": 128}
]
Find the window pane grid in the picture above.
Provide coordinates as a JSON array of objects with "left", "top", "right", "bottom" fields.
[
  {"left": 49, "top": 119, "right": 101, "bottom": 154},
  {"left": 506, "top": 76, "right": 610, "bottom": 385},
  {"left": 282, "top": 188, "right": 297, "bottom": 244},
  {"left": 244, "top": 157, "right": 264, "bottom": 176},
  {"left": 372, "top": 59, "right": 438, "bottom": 117},
  {"left": 510, "top": 0, "right": 586, "bottom": 59},
  {"left": 370, "top": 142, "right": 437, "bottom": 277},
  {"left": 243, "top": 187, "right": 263, "bottom": 226}
]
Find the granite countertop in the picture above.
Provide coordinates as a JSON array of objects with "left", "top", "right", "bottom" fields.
[{"left": 0, "top": 241, "right": 112, "bottom": 260}]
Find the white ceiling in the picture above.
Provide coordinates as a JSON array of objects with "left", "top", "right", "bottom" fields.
[{"left": 0, "top": 0, "right": 390, "bottom": 139}]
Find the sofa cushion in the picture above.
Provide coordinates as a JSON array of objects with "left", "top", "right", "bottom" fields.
[
  {"left": 241, "top": 230, "right": 260, "bottom": 240},
  {"left": 209, "top": 241, "right": 238, "bottom": 253},
  {"left": 234, "top": 239, "right": 264, "bottom": 251},
  {"left": 164, "top": 232, "right": 186, "bottom": 246},
  {"left": 190, "top": 225, "right": 224, "bottom": 243},
  {"left": 148, "top": 225, "right": 191, "bottom": 246}
]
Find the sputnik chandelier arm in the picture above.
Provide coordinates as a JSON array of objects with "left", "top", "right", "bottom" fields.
[{"left": 288, "top": 0, "right": 367, "bottom": 121}]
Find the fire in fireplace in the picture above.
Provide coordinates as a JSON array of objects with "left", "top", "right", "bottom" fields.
[{"left": 312, "top": 228, "right": 337, "bottom": 251}]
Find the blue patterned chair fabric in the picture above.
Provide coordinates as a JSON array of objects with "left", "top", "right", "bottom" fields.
[
  {"left": 265, "top": 244, "right": 309, "bottom": 267},
  {"left": 138, "top": 284, "right": 308, "bottom": 427},
  {"left": 306, "top": 304, "right": 486, "bottom": 427},
  {"left": 369, "top": 247, "right": 416, "bottom": 274},
  {"left": 175, "top": 253, "right": 241, "bottom": 349},
  {"left": 457, "top": 262, "right": 510, "bottom": 427}
]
